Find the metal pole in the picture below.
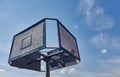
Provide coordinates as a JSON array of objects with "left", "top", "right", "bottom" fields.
[{"left": 46, "top": 58, "right": 50, "bottom": 77}]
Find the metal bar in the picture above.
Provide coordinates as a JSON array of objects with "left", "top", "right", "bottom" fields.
[
  {"left": 48, "top": 50, "right": 63, "bottom": 57},
  {"left": 37, "top": 52, "right": 47, "bottom": 57},
  {"left": 45, "top": 18, "right": 58, "bottom": 21},
  {"left": 28, "top": 52, "right": 47, "bottom": 64},
  {"left": 50, "top": 58, "right": 65, "bottom": 67},
  {"left": 28, "top": 57, "right": 44, "bottom": 65},
  {"left": 46, "top": 58, "right": 50, "bottom": 77},
  {"left": 45, "top": 47, "right": 59, "bottom": 49},
  {"left": 28, "top": 51, "right": 64, "bottom": 64}
]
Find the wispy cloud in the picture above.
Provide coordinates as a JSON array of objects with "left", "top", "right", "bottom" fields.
[
  {"left": 60, "top": 67, "right": 77, "bottom": 75},
  {"left": 0, "top": 0, "right": 21, "bottom": 25},
  {"left": 91, "top": 32, "right": 120, "bottom": 52},
  {"left": 77, "top": 71, "right": 120, "bottom": 77},
  {"left": 0, "top": 43, "right": 10, "bottom": 53},
  {"left": 68, "top": 68, "right": 77, "bottom": 74},
  {"left": 60, "top": 68, "right": 68, "bottom": 74},
  {"left": 0, "top": 1, "right": 13, "bottom": 23},
  {"left": 59, "top": 65, "right": 120, "bottom": 77},
  {"left": 74, "top": 25, "right": 79, "bottom": 30},
  {"left": 106, "top": 57, "right": 120, "bottom": 64},
  {"left": 0, "top": 69, "right": 6, "bottom": 73},
  {"left": 77, "top": 0, "right": 114, "bottom": 31},
  {"left": 98, "top": 57, "right": 120, "bottom": 75}
]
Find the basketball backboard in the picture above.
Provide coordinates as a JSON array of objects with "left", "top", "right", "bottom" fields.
[
  {"left": 8, "top": 18, "right": 80, "bottom": 72},
  {"left": 47, "top": 21, "right": 80, "bottom": 70},
  {"left": 8, "top": 19, "right": 46, "bottom": 71}
]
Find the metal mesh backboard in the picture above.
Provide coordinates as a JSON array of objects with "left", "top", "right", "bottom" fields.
[
  {"left": 47, "top": 21, "right": 80, "bottom": 71},
  {"left": 8, "top": 18, "right": 80, "bottom": 72},
  {"left": 58, "top": 23, "right": 80, "bottom": 60},
  {"left": 48, "top": 49, "right": 77, "bottom": 71},
  {"left": 10, "top": 21, "right": 45, "bottom": 61},
  {"left": 8, "top": 20, "right": 46, "bottom": 71}
]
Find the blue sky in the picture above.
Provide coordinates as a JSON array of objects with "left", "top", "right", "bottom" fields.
[{"left": 0, "top": 0, "right": 120, "bottom": 77}]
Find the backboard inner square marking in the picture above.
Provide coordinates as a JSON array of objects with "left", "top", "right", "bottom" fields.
[{"left": 21, "top": 35, "right": 32, "bottom": 50}]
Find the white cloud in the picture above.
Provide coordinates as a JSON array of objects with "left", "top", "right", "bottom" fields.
[
  {"left": 60, "top": 68, "right": 77, "bottom": 75},
  {"left": 101, "top": 49, "right": 107, "bottom": 54},
  {"left": 91, "top": 32, "right": 120, "bottom": 51},
  {"left": 60, "top": 68, "right": 68, "bottom": 74},
  {"left": 77, "top": 0, "right": 114, "bottom": 31},
  {"left": 68, "top": 68, "right": 77, "bottom": 74},
  {"left": 91, "top": 33, "right": 109, "bottom": 48},
  {"left": 0, "top": 69, "right": 6, "bottom": 72}
]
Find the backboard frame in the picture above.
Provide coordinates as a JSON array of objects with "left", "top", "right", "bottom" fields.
[
  {"left": 8, "top": 18, "right": 46, "bottom": 63},
  {"left": 8, "top": 18, "right": 80, "bottom": 72},
  {"left": 57, "top": 20, "right": 80, "bottom": 61}
]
